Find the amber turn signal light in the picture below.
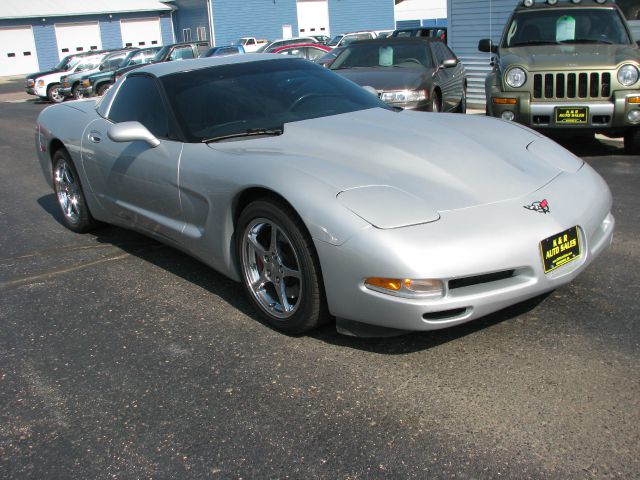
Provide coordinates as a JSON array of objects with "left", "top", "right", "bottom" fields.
[{"left": 492, "top": 97, "right": 518, "bottom": 105}]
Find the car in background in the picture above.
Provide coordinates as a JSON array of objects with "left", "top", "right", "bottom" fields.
[
  {"left": 234, "top": 37, "right": 269, "bottom": 53},
  {"left": 330, "top": 37, "right": 466, "bottom": 113},
  {"left": 255, "top": 37, "right": 319, "bottom": 53},
  {"left": 201, "top": 45, "right": 245, "bottom": 57},
  {"left": 25, "top": 51, "right": 105, "bottom": 102},
  {"left": 309, "top": 35, "right": 331, "bottom": 45},
  {"left": 78, "top": 47, "right": 161, "bottom": 97},
  {"left": 375, "top": 30, "right": 394, "bottom": 39},
  {"left": 113, "top": 41, "right": 210, "bottom": 81},
  {"left": 326, "top": 31, "right": 377, "bottom": 49},
  {"left": 272, "top": 43, "right": 331, "bottom": 61},
  {"left": 314, "top": 46, "right": 347, "bottom": 68},
  {"left": 392, "top": 27, "right": 448, "bottom": 44},
  {"left": 35, "top": 55, "right": 614, "bottom": 336},
  {"left": 479, "top": 0, "right": 640, "bottom": 154},
  {"left": 60, "top": 50, "right": 130, "bottom": 100}
]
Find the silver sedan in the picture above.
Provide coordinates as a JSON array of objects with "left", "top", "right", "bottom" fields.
[{"left": 35, "top": 55, "right": 614, "bottom": 336}]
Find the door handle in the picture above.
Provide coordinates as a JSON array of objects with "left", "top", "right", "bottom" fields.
[{"left": 89, "top": 133, "right": 101, "bottom": 143}]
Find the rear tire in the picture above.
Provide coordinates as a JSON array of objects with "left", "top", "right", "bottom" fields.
[
  {"left": 624, "top": 128, "right": 640, "bottom": 155},
  {"left": 52, "top": 149, "right": 98, "bottom": 233},
  {"left": 455, "top": 87, "right": 467, "bottom": 114},
  {"left": 236, "top": 198, "right": 328, "bottom": 334},
  {"left": 46, "top": 83, "right": 64, "bottom": 103}
]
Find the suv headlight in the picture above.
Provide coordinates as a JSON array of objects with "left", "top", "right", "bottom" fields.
[
  {"left": 618, "top": 65, "right": 639, "bottom": 87},
  {"left": 82, "top": 79, "right": 91, "bottom": 87},
  {"left": 506, "top": 67, "right": 527, "bottom": 88}
]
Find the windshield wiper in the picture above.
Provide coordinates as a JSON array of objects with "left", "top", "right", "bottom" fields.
[
  {"left": 511, "top": 40, "right": 561, "bottom": 47},
  {"left": 560, "top": 38, "right": 614, "bottom": 45},
  {"left": 202, "top": 126, "right": 284, "bottom": 143}
]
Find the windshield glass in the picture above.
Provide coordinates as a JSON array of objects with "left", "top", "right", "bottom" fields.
[
  {"left": 330, "top": 43, "right": 433, "bottom": 70},
  {"left": 327, "top": 35, "right": 344, "bottom": 47},
  {"left": 255, "top": 42, "right": 271, "bottom": 53},
  {"left": 503, "top": 8, "right": 631, "bottom": 47},
  {"left": 161, "top": 59, "right": 390, "bottom": 142},
  {"left": 55, "top": 55, "right": 75, "bottom": 71}
]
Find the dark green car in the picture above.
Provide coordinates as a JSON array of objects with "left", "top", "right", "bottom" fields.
[
  {"left": 479, "top": 0, "right": 640, "bottom": 154},
  {"left": 78, "top": 47, "right": 161, "bottom": 97}
]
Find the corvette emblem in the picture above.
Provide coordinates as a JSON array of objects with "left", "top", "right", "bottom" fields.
[{"left": 524, "top": 198, "right": 550, "bottom": 214}]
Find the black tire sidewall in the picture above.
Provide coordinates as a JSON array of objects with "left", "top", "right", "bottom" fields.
[
  {"left": 52, "top": 150, "right": 96, "bottom": 233},
  {"left": 431, "top": 92, "right": 441, "bottom": 113},
  {"left": 96, "top": 84, "right": 110, "bottom": 96},
  {"left": 236, "top": 199, "right": 326, "bottom": 334},
  {"left": 47, "top": 83, "right": 62, "bottom": 103},
  {"left": 624, "top": 128, "right": 640, "bottom": 155}
]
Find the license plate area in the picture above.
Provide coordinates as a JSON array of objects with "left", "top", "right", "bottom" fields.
[
  {"left": 540, "top": 226, "right": 581, "bottom": 274},
  {"left": 555, "top": 107, "right": 588, "bottom": 124}
]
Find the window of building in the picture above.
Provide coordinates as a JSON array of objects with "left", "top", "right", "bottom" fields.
[
  {"left": 183, "top": 28, "right": 192, "bottom": 42},
  {"left": 197, "top": 27, "right": 207, "bottom": 41}
]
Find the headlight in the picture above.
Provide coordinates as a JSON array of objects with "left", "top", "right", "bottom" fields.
[
  {"left": 618, "top": 65, "right": 639, "bottom": 87},
  {"left": 26, "top": 79, "right": 35, "bottom": 87},
  {"left": 82, "top": 79, "right": 91, "bottom": 87},
  {"left": 506, "top": 67, "right": 527, "bottom": 88},
  {"left": 380, "top": 89, "right": 428, "bottom": 104}
]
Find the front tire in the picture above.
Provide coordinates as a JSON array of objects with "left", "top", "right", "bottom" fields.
[
  {"left": 236, "top": 198, "right": 327, "bottom": 334},
  {"left": 46, "top": 83, "right": 64, "bottom": 103},
  {"left": 52, "top": 149, "right": 98, "bottom": 233},
  {"left": 96, "top": 83, "right": 110, "bottom": 96},
  {"left": 72, "top": 84, "right": 84, "bottom": 100},
  {"left": 624, "top": 128, "right": 640, "bottom": 155},
  {"left": 430, "top": 91, "right": 441, "bottom": 113},
  {"left": 455, "top": 87, "right": 467, "bottom": 114}
]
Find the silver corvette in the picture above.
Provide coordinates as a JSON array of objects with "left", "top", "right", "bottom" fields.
[{"left": 35, "top": 55, "right": 614, "bottom": 336}]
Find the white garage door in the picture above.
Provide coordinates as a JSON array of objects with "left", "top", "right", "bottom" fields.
[
  {"left": 121, "top": 18, "right": 162, "bottom": 48},
  {"left": 0, "top": 26, "right": 39, "bottom": 76},
  {"left": 55, "top": 22, "right": 102, "bottom": 59},
  {"left": 297, "top": 0, "right": 330, "bottom": 37}
]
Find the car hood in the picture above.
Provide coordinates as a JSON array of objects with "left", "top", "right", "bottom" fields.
[
  {"left": 26, "top": 69, "right": 60, "bottom": 80},
  {"left": 499, "top": 44, "right": 640, "bottom": 71},
  {"left": 208, "top": 108, "right": 576, "bottom": 214},
  {"left": 333, "top": 67, "right": 429, "bottom": 91}
]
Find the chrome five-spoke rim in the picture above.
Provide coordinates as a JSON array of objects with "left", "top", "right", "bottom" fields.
[
  {"left": 241, "top": 218, "right": 302, "bottom": 319},
  {"left": 51, "top": 87, "right": 64, "bottom": 103},
  {"left": 54, "top": 159, "right": 81, "bottom": 224}
]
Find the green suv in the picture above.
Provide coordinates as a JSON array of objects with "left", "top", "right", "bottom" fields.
[{"left": 479, "top": 0, "right": 640, "bottom": 153}]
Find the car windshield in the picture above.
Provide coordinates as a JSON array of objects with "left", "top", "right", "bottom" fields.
[
  {"left": 152, "top": 46, "right": 172, "bottom": 62},
  {"left": 255, "top": 42, "right": 271, "bottom": 53},
  {"left": 161, "top": 59, "right": 390, "bottom": 142},
  {"left": 503, "top": 8, "right": 631, "bottom": 47},
  {"left": 123, "top": 48, "right": 160, "bottom": 66},
  {"left": 330, "top": 43, "right": 433, "bottom": 70},
  {"left": 55, "top": 55, "right": 76, "bottom": 71},
  {"left": 327, "top": 35, "right": 344, "bottom": 47}
]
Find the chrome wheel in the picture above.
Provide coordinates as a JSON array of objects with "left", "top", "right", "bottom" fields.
[
  {"left": 241, "top": 218, "right": 302, "bottom": 319},
  {"left": 48, "top": 84, "right": 64, "bottom": 103},
  {"left": 54, "top": 157, "right": 81, "bottom": 225}
]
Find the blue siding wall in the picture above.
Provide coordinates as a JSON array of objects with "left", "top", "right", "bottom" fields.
[
  {"left": 447, "top": 0, "right": 518, "bottom": 107},
  {"left": 396, "top": 20, "right": 421, "bottom": 29},
  {"left": 328, "top": 0, "right": 395, "bottom": 35},
  {"left": 172, "top": 0, "right": 210, "bottom": 42},
  {"left": 422, "top": 18, "right": 448, "bottom": 27},
  {"left": 212, "top": 0, "right": 299, "bottom": 46},
  {"left": 100, "top": 17, "right": 123, "bottom": 49},
  {"left": 160, "top": 14, "right": 175, "bottom": 43}
]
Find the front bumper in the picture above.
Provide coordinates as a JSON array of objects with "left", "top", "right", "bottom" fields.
[
  {"left": 59, "top": 85, "right": 73, "bottom": 97},
  {"left": 488, "top": 89, "right": 640, "bottom": 131},
  {"left": 316, "top": 163, "right": 614, "bottom": 332}
]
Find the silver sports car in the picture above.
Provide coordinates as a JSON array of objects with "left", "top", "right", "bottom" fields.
[{"left": 35, "top": 55, "right": 614, "bottom": 336}]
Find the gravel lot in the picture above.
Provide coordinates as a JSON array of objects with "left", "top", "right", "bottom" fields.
[{"left": 1, "top": 82, "right": 638, "bottom": 479}]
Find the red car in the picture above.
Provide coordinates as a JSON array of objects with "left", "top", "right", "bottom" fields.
[{"left": 271, "top": 43, "right": 331, "bottom": 61}]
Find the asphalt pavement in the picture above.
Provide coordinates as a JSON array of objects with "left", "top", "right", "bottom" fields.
[{"left": 0, "top": 91, "right": 638, "bottom": 479}]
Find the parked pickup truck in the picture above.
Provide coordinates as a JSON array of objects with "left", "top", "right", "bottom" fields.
[
  {"left": 480, "top": 0, "right": 640, "bottom": 154},
  {"left": 234, "top": 37, "right": 269, "bottom": 53}
]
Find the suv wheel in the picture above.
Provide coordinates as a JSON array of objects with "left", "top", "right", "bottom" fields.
[
  {"left": 624, "top": 128, "right": 640, "bottom": 155},
  {"left": 96, "top": 83, "right": 110, "bottom": 96},
  {"left": 72, "top": 85, "right": 84, "bottom": 100},
  {"left": 46, "top": 83, "right": 64, "bottom": 103}
]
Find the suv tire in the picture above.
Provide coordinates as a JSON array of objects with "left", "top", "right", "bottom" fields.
[{"left": 624, "top": 128, "right": 640, "bottom": 155}]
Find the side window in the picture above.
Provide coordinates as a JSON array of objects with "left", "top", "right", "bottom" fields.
[
  {"left": 431, "top": 42, "right": 446, "bottom": 65},
  {"left": 443, "top": 44, "right": 457, "bottom": 61},
  {"left": 306, "top": 47, "right": 324, "bottom": 60},
  {"left": 170, "top": 46, "right": 195, "bottom": 61},
  {"left": 108, "top": 76, "right": 170, "bottom": 139},
  {"left": 247, "top": 38, "right": 255, "bottom": 45}
]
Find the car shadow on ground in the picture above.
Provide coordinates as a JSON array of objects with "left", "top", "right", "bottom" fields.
[{"left": 544, "top": 133, "right": 625, "bottom": 158}]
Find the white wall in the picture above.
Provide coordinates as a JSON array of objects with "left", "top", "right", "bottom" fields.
[
  {"left": 297, "top": 0, "right": 330, "bottom": 37},
  {"left": 395, "top": 0, "right": 447, "bottom": 22}
]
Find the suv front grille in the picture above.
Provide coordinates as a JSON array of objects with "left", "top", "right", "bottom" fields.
[{"left": 533, "top": 71, "right": 611, "bottom": 100}]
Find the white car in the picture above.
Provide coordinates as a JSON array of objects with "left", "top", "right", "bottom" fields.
[
  {"left": 234, "top": 37, "right": 269, "bottom": 53},
  {"left": 326, "top": 31, "right": 377, "bottom": 49},
  {"left": 25, "top": 52, "right": 107, "bottom": 103}
]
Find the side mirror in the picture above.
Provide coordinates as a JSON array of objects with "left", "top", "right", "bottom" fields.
[
  {"left": 108, "top": 121, "right": 160, "bottom": 148},
  {"left": 441, "top": 58, "right": 459, "bottom": 69},
  {"left": 478, "top": 39, "right": 498, "bottom": 53},
  {"left": 362, "top": 85, "right": 378, "bottom": 96},
  {"left": 99, "top": 64, "right": 105, "bottom": 71}
]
